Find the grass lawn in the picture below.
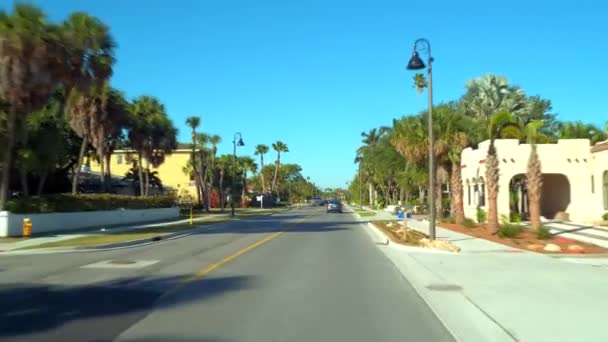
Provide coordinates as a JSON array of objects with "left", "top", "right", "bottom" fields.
[
  {"left": 0, "top": 237, "right": 29, "bottom": 243},
  {"left": 19, "top": 216, "right": 234, "bottom": 250},
  {"left": 358, "top": 211, "right": 377, "bottom": 217},
  {"left": 19, "top": 208, "right": 290, "bottom": 250}
]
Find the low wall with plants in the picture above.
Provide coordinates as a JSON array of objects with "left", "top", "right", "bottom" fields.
[{"left": 0, "top": 194, "right": 178, "bottom": 237}]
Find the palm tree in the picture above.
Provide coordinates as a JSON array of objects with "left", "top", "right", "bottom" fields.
[
  {"left": 254, "top": 144, "right": 269, "bottom": 192},
  {"left": 271, "top": 141, "right": 289, "bottom": 195},
  {"left": 460, "top": 74, "right": 527, "bottom": 120},
  {"left": 208, "top": 134, "right": 221, "bottom": 208},
  {"left": 185, "top": 116, "right": 201, "bottom": 205},
  {"left": 558, "top": 121, "right": 606, "bottom": 144},
  {"left": 239, "top": 156, "right": 258, "bottom": 207},
  {"left": 216, "top": 155, "right": 232, "bottom": 211},
  {"left": 143, "top": 114, "right": 177, "bottom": 195},
  {"left": 0, "top": 4, "right": 66, "bottom": 206},
  {"left": 448, "top": 132, "right": 469, "bottom": 225},
  {"left": 61, "top": 12, "right": 115, "bottom": 195},
  {"left": 196, "top": 133, "right": 210, "bottom": 210},
  {"left": 525, "top": 121, "right": 544, "bottom": 230},
  {"left": 128, "top": 96, "right": 165, "bottom": 196},
  {"left": 485, "top": 112, "right": 515, "bottom": 233}
]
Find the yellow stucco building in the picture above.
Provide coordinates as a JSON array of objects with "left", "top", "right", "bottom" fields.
[{"left": 89, "top": 148, "right": 198, "bottom": 198}]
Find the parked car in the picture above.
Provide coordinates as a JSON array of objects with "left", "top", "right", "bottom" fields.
[{"left": 327, "top": 199, "right": 343, "bottom": 213}]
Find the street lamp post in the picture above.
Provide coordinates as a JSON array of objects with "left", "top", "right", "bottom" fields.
[
  {"left": 358, "top": 160, "right": 363, "bottom": 209},
  {"left": 406, "top": 38, "right": 436, "bottom": 240},
  {"left": 231, "top": 132, "right": 245, "bottom": 217}
]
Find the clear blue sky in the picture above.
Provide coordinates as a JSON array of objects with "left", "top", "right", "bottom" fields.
[{"left": 4, "top": 0, "right": 606, "bottom": 188}]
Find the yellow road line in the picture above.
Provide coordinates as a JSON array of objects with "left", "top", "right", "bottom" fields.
[{"left": 181, "top": 231, "right": 284, "bottom": 284}]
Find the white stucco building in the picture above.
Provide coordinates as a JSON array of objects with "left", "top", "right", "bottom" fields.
[{"left": 460, "top": 139, "right": 608, "bottom": 224}]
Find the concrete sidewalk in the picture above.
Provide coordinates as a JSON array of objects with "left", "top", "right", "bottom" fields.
[
  {"left": 364, "top": 218, "right": 608, "bottom": 342},
  {"left": 0, "top": 214, "right": 230, "bottom": 252}
]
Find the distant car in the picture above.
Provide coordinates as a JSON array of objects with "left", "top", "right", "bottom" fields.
[
  {"left": 320, "top": 200, "right": 328, "bottom": 206},
  {"left": 326, "top": 199, "right": 342, "bottom": 213}
]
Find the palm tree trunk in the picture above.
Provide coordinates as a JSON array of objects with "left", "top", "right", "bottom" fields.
[
  {"left": 242, "top": 172, "right": 247, "bottom": 207},
  {"left": 260, "top": 155, "right": 265, "bottom": 192},
  {"left": 486, "top": 150, "right": 500, "bottom": 233},
  {"left": 37, "top": 169, "right": 48, "bottom": 196},
  {"left": 72, "top": 135, "right": 89, "bottom": 195},
  {"left": 137, "top": 152, "right": 145, "bottom": 196},
  {"left": 527, "top": 147, "right": 542, "bottom": 230},
  {"left": 451, "top": 160, "right": 465, "bottom": 225},
  {"left": 272, "top": 155, "right": 280, "bottom": 192},
  {"left": 19, "top": 169, "right": 29, "bottom": 197},
  {"left": 205, "top": 175, "right": 211, "bottom": 210},
  {"left": 105, "top": 153, "right": 112, "bottom": 192},
  {"left": 144, "top": 161, "right": 150, "bottom": 196}
]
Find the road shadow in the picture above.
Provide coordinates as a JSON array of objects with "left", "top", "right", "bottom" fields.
[{"left": 0, "top": 275, "right": 255, "bottom": 341}]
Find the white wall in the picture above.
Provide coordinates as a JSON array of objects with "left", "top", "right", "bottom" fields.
[
  {"left": 460, "top": 138, "right": 602, "bottom": 223},
  {"left": 0, "top": 207, "right": 179, "bottom": 237}
]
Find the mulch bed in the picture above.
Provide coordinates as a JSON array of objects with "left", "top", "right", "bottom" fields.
[
  {"left": 439, "top": 222, "right": 608, "bottom": 254},
  {"left": 372, "top": 221, "right": 426, "bottom": 246}
]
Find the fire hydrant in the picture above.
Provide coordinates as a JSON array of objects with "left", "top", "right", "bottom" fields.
[{"left": 22, "top": 218, "right": 32, "bottom": 237}]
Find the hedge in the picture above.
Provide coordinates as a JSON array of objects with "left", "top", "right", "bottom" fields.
[{"left": 5, "top": 194, "right": 176, "bottom": 214}]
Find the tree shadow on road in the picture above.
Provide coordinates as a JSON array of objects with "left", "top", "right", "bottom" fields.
[{"left": 0, "top": 275, "right": 255, "bottom": 341}]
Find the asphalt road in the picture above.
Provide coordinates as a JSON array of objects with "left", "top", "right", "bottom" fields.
[{"left": 0, "top": 206, "right": 455, "bottom": 342}]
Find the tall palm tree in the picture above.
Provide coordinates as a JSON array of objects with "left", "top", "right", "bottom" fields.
[
  {"left": 254, "top": 144, "right": 269, "bottom": 192},
  {"left": 216, "top": 155, "right": 232, "bottom": 211},
  {"left": 460, "top": 74, "right": 528, "bottom": 120},
  {"left": 61, "top": 12, "right": 115, "bottom": 194},
  {"left": 185, "top": 116, "right": 201, "bottom": 205},
  {"left": 525, "top": 121, "right": 544, "bottom": 230},
  {"left": 143, "top": 114, "right": 177, "bottom": 195},
  {"left": 128, "top": 96, "right": 165, "bottom": 196},
  {"left": 485, "top": 112, "right": 515, "bottom": 233},
  {"left": 558, "top": 121, "right": 606, "bottom": 144},
  {"left": 208, "top": 134, "right": 221, "bottom": 208},
  {"left": 239, "top": 156, "right": 258, "bottom": 206},
  {"left": 0, "top": 4, "right": 65, "bottom": 206},
  {"left": 271, "top": 141, "right": 289, "bottom": 195},
  {"left": 448, "top": 132, "right": 469, "bottom": 225},
  {"left": 196, "top": 133, "right": 209, "bottom": 210}
]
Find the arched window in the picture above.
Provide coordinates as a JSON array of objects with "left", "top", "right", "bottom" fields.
[
  {"left": 603, "top": 171, "right": 608, "bottom": 210},
  {"left": 466, "top": 180, "right": 471, "bottom": 206}
]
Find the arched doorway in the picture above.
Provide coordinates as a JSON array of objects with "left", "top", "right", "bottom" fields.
[{"left": 509, "top": 173, "right": 571, "bottom": 220}]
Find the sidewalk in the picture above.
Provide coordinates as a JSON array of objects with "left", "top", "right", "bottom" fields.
[
  {"left": 364, "top": 218, "right": 608, "bottom": 342},
  {"left": 0, "top": 214, "right": 230, "bottom": 252}
]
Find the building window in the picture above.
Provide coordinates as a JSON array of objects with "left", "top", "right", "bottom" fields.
[
  {"left": 603, "top": 171, "right": 608, "bottom": 210},
  {"left": 592, "top": 175, "right": 595, "bottom": 193},
  {"left": 117, "top": 154, "right": 123, "bottom": 165},
  {"left": 467, "top": 184, "right": 471, "bottom": 206},
  {"left": 480, "top": 183, "right": 486, "bottom": 207}
]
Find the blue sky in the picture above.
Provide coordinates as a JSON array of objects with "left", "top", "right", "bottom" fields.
[{"left": 4, "top": 0, "right": 606, "bottom": 188}]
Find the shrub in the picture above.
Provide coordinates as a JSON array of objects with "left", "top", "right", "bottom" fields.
[
  {"left": 476, "top": 208, "right": 487, "bottom": 224},
  {"left": 497, "top": 224, "right": 524, "bottom": 238},
  {"left": 5, "top": 194, "right": 176, "bottom": 214},
  {"left": 603, "top": 212, "right": 608, "bottom": 221},
  {"left": 536, "top": 225, "right": 552, "bottom": 240},
  {"left": 463, "top": 218, "right": 476, "bottom": 228},
  {"left": 510, "top": 212, "right": 522, "bottom": 223},
  {"left": 440, "top": 216, "right": 456, "bottom": 224},
  {"left": 500, "top": 214, "right": 510, "bottom": 225}
]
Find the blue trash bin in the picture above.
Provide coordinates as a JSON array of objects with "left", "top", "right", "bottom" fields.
[{"left": 397, "top": 211, "right": 404, "bottom": 219}]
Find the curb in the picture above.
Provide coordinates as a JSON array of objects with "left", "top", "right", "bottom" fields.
[{"left": 363, "top": 223, "right": 517, "bottom": 342}]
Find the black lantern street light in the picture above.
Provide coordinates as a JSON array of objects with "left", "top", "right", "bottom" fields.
[
  {"left": 406, "top": 38, "right": 436, "bottom": 240},
  {"left": 231, "top": 132, "right": 245, "bottom": 217}
]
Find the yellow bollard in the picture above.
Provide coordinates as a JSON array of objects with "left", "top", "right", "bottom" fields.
[
  {"left": 22, "top": 218, "right": 32, "bottom": 237},
  {"left": 190, "top": 206, "right": 193, "bottom": 225}
]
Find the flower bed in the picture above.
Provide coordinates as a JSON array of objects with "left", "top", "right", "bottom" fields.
[{"left": 439, "top": 222, "right": 608, "bottom": 254}]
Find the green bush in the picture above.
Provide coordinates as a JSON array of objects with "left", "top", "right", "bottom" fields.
[
  {"left": 536, "top": 225, "right": 552, "bottom": 240},
  {"left": 497, "top": 224, "right": 524, "bottom": 238},
  {"left": 5, "top": 194, "right": 176, "bottom": 214},
  {"left": 510, "top": 212, "right": 522, "bottom": 223},
  {"left": 603, "top": 212, "right": 608, "bottom": 221},
  {"left": 463, "top": 217, "right": 476, "bottom": 228},
  {"left": 500, "top": 214, "right": 510, "bottom": 225},
  {"left": 476, "top": 208, "right": 487, "bottom": 224},
  {"left": 440, "top": 216, "right": 456, "bottom": 224}
]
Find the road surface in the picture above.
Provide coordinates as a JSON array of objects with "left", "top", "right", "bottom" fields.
[{"left": 0, "top": 206, "right": 455, "bottom": 342}]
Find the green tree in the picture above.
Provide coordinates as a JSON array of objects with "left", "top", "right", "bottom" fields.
[
  {"left": 185, "top": 116, "right": 201, "bottom": 205},
  {"left": 271, "top": 141, "right": 288, "bottom": 195},
  {"left": 558, "top": 121, "right": 606, "bottom": 144},
  {"left": 254, "top": 144, "right": 269, "bottom": 193}
]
